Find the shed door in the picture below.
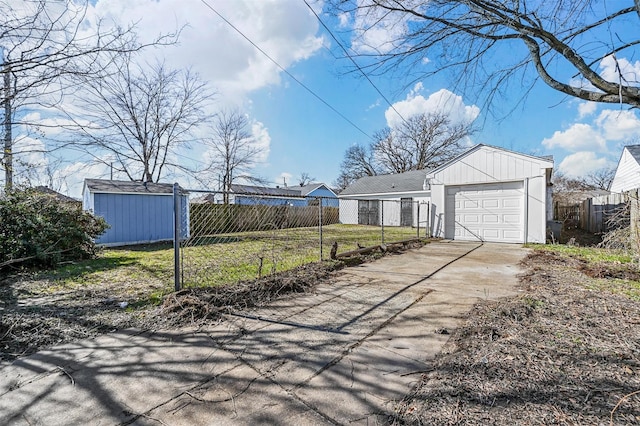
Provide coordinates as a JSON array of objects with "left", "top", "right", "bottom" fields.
[
  {"left": 445, "top": 182, "right": 524, "bottom": 243},
  {"left": 400, "top": 198, "right": 413, "bottom": 227},
  {"left": 358, "top": 200, "right": 379, "bottom": 226}
]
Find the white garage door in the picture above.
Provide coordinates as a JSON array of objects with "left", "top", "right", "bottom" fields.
[{"left": 445, "top": 181, "right": 524, "bottom": 243}]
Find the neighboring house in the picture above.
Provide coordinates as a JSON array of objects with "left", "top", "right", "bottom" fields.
[
  {"left": 33, "top": 186, "right": 80, "bottom": 205},
  {"left": 82, "top": 179, "right": 189, "bottom": 246},
  {"left": 195, "top": 183, "right": 339, "bottom": 207},
  {"left": 339, "top": 144, "right": 554, "bottom": 244},
  {"left": 610, "top": 145, "right": 640, "bottom": 193}
]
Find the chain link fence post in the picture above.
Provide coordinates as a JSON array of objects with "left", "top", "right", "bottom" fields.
[
  {"left": 318, "top": 197, "right": 323, "bottom": 261},
  {"left": 380, "top": 199, "right": 385, "bottom": 244},
  {"left": 417, "top": 201, "right": 420, "bottom": 238},
  {"left": 173, "top": 182, "right": 181, "bottom": 292}
]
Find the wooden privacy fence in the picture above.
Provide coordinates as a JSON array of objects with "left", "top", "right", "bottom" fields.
[{"left": 578, "top": 189, "right": 638, "bottom": 233}]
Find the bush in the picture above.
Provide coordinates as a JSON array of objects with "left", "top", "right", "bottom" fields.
[{"left": 0, "top": 189, "right": 108, "bottom": 268}]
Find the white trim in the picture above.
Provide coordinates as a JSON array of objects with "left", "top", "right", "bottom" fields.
[
  {"left": 338, "top": 190, "right": 431, "bottom": 198},
  {"left": 88, "top": 190, "right": 172, "bottom": 196},
  {"left": 98, "top": 238, "right": 172, "bottom": 247}
]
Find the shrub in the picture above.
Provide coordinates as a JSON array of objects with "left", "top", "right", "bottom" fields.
[{"left": 0, "top": 189, "right": 108, "bottom": 268}]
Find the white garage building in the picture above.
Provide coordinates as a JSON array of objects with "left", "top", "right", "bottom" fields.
[{"left": 339, "top": 144, "right": 554, "bottom": 244}]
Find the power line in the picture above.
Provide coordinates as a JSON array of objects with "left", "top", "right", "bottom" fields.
[
  {"left": 303, "top": 0, "right": 409, "bottom": 127},
  {"left": 198, "top": 0, "right": 372, "bottom": 140}
]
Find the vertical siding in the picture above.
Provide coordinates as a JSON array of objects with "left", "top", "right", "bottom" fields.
[
  {"left": 610, "top": 149, "right": 640, "bottom": 193},
  {"left": 432, "top": 146, "right": 549, "bottom": 185},
  {"left": 94, "top": 193, "right": 175, "bottom": 245},
  {"left": 307, "top": 187, "right": 339, "bottom": 207}
]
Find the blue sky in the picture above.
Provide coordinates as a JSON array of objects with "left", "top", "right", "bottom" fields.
[{"left": 9, "top": 0, "right": 640, "bottom": 197}]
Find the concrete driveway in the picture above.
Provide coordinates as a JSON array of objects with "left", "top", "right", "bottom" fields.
[{"left": 0, "top": 241, "right": 529, "bottom": 425}]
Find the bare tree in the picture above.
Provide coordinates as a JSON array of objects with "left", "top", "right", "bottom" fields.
[
  {"left": 68, "top": 57, "right": 213, "bottom": 183},
  {"left": 326, "top": 1, "right": 640, "bottom": 110},
  {"left": 1, "top": 0, "right": 172, "bottom": 190},
  {"left": 335, "top": 111, "right": 473, "bottom": 189},
  {"left": 373, "top": 112, "right": 473, "bottom": 173},
  {"left": 297, "top": 172, "right": 316, "bottom": 186},
  {"left": 580, "top": 167, "right": 616, "bottom": 191},
  {"left": 334, "top": 144, "right": 380, "bottom": 190},
  {"left": 205, "top": 109, "right": 266, "bottom": 204}
]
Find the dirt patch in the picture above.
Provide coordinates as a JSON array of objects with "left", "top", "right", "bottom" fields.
[
  {"left": 392, "top": 249, "right": 640, "bottom": 425},
  {"left": 580, "top": 263, "right": 640, "bottom": 282}
]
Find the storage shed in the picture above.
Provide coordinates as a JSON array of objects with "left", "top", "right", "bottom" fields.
[
  {"left": 82, "top": 179, "right": 189, "bottom": 246},
  {"left": 339, "top": 145, "right": 554, "bottom": 243},
  {"left": 338, "top": 169, "right": 430, "bottom": 227}
]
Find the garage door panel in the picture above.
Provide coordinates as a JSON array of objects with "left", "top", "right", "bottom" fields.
[
  {"left": 504, "top": 214, "right": 520, "bottom": 224},
  {"left": 503, "top": 199, "right": 521, "bottom": 208},
  {"left": 445, "top": 182, "right": 524, "bottom": 243},
  {"left": 463, "top": 214, "right": 480, "bottom": 223},
  {"left": 483, "top": 214, "right": 499, "bottom": 223},
  {"left": 483, "top": 229, "right": 500, "bottom": 239},
  {"left": 504, "top": 230, "right": 522, "bottom": 239}
]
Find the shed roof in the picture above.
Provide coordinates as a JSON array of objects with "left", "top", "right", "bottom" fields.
[
  {"left": 84, "top": 179, "right": 174, "bottom": 195},
  {"left": 339, "top": 169, "right": 429, "bottom": 196}
]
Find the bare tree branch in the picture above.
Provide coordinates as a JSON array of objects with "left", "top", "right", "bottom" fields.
[
  {"left": 1, "top": 0, "right": 177, "bottom": 190},
  {"left": 65, "top": 57, "right": 214, "bottom": 183},
  {"left": 326, "top": 0, "right": 640, "bottom": 112},
  {"left": 204, "top": 109, "right": 266, "bottom": 203}
]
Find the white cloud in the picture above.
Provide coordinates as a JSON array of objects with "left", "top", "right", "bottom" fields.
[
  {"left": 87, "top": 0, "right": 325, "bottom": 103},
  {"left": 55, "top": 161, "right": 111, "bottom": 198},
  {"left": 277, "top": 172, "right": 293, "bottom": 187},
  {"left": 337, "top": 11, "right": 350, "bottom": 28},
  {"left": 366, "top": 99, "right": 381, "bottom": 111},
  {"left": 541, "top": 123, "right": 606, "bottom": 152},
  {"left": 595, "top": 109, "right": 640, "bottom": 141},
  {"left": 385, "top": 85, "right": 480, "bottom": 129},
  {"left": 599, "top": 55, "right": 640, "bottom": 86},
  {"left": 558, "top": 151, "right": 612, "bottom": 177},
  {"left": 542, "top": 108, "right": 640, "bottom": 154},
  {"left": 577, "top": 102, "right": 597, "bottom": 119},
  {"left": 349, "top": 0, "right": 424, "bottom": 54},
  {"left": 251, "top": 120, "right": 272, "bottom": 163}
]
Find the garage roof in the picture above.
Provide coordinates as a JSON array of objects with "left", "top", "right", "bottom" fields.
[{"left": 339, "top": 169, "right": 429, "bottom": 196}]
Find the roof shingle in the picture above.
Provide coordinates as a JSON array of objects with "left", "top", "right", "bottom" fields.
[{"left": 339, "top": 169, "right": 429, "bottom": 196}]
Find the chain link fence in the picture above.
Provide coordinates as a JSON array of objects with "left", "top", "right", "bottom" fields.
[{"left": 174, "top": 188, "right": 429, "bottom": 289}]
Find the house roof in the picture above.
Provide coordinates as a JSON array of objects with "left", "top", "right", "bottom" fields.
[
  {"left": 34, "top": 186, "right": 79, "bottom": 203},
  {"left": 84, "top": 179, "right": 175, "bottom": 195},
  {"left": 298, "top": 183, "right": 338, "bottom": 197},
  {"left": 625, "top": 145, "right": 640, "bottom": 163},
  {"left": 230, "top": 184, "right": 303, "bottom": 198},
  {"left": 339, "top": 169, "right": 429, "bottom": 196}
]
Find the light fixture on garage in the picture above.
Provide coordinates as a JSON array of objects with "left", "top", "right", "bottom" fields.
[{"left": 423, "top": 177, "right": 431, "bottom": 190}]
